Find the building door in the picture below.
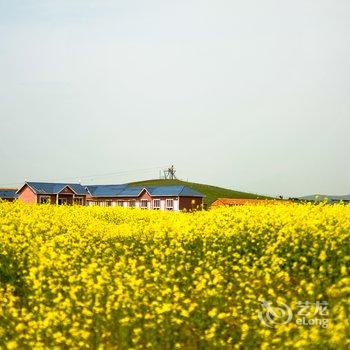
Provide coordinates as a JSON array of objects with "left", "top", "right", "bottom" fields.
[{"left": 58, "top": 198, "right": 67, "bottom": 205}]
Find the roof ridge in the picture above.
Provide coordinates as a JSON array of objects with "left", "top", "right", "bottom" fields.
[{"left": 178, "top": 185, "right": 186, "bottom": 196}]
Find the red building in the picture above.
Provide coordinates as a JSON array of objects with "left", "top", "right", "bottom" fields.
[
  {"left": 211, "top": 198, "right": 291, "bottom": 207},
  {"left": 16, "top": 182, "right": 87, "bottom": 205},
  {"left": 16, "top": 182, "right": 204, "bottom": 211}
]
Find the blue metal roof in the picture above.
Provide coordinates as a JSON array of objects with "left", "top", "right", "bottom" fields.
[
  {"left": 86, "top": 184, "right": 128, "bottom": 197},
  {"left": 147, "top": 186, "right": 184, "bottom": 196},
  {"left": 146, "top": 185, "right": 204, "bottom": 197},
  {"left": 0, "top": 189, "right": 18, "bottom": 199},
  {"left": 118, "top": 185, "right": 204, "bottom": 197},
  {"left": 117, "top": 186, "right": 144, "bottom": 197},
  {"left": 178, "top": 186, "right": 205, "bottom": 197},
  {"left": 85, "top": 185, "right": 205, "bottom": 197},
  {"left": 25, "top": 182, "right": 88, "bottom": 195},
  {"left": 19, "top": 182, "right": 204, "bottom": 198}
]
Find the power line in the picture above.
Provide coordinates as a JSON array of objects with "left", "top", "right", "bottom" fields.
[
  {"left": 48, "top": 165, "right": 170, "bottom": 182},
  {"left": 0, "top": 165, "right": 171, "bottom": 187}
]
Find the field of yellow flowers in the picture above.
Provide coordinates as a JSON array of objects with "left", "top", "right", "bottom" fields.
[{"left": 0, "top": 201, "right": 349, "bottom": 349}]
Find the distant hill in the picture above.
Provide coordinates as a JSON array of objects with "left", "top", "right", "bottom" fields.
[
  {"left": 128, "top": 179, "right": 272, "bottom": 205},
  {"left": 299, "top": 194, "right": 350, "bottom": 202}
]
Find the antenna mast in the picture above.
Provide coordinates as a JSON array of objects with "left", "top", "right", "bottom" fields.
[{"left": 163, "top": 165, "right": 177, "bottom": 179}]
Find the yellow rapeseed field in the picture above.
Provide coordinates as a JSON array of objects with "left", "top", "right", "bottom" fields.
[{"left": 0, "top": 201, "right": 349, "bottom": 349}]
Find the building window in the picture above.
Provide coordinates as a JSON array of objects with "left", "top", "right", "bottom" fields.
[
  {"left": 166, "top": 199, "right": 174, "bottom": 210},
  {"left": 74, "top": 197, "right": 83, "bottom": 205},
  {"left": 129, "top": 200, "right": 135, "bottom": 208},
  {"left": 117, "top": 201, "right": 124, "bottom": 207},
  {"left": 140, "top": 200, "right": 148, "bottom": 209},
  {"left": 153, "top": 199, "right": 160, "bottom": 209},
  {"left": 39, "top": 196, "right": 50, "bottom": 204}
]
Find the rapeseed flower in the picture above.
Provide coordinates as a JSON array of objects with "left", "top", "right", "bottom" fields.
[{"left": 0, "top": 201, "right": 348, "bottom": 349}]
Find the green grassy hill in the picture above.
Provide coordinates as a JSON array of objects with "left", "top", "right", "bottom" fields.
[{"left": 128, "top": 179, "right": 272, "bottom": 205}]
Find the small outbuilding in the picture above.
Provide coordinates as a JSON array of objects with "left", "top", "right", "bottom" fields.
[
  {"left": 0, "top": 188, "right": 18, "bottom": 202},
  {"left": 211, "top": 198, "right": 288, "bottom": 207}
]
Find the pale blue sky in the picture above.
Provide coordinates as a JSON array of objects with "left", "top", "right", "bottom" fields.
[{"left": 0, "top": 0, "right": 349, "bottom": 197}]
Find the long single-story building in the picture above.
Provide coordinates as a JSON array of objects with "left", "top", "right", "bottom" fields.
[{"left": 16, "top": 182, "right": 204, "bottom": 211}]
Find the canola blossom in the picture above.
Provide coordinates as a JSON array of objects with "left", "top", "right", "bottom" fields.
[{"left": 0, "top": 201, "right": 349, "bottom": 349}]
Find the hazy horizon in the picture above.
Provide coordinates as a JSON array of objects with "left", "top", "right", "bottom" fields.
[{"left": 1, "top": 1, "right": 349, "bottom": 197}]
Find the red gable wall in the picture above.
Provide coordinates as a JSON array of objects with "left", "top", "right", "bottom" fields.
[
  {"left": 59, "top": 186, "right": 75, "bottom": 195},
  {"left": 18, "top": 185, "right": 37, "bottom": 203},
  {"left": 138, "top": 189, "right": 152, "bottom": 201}
]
